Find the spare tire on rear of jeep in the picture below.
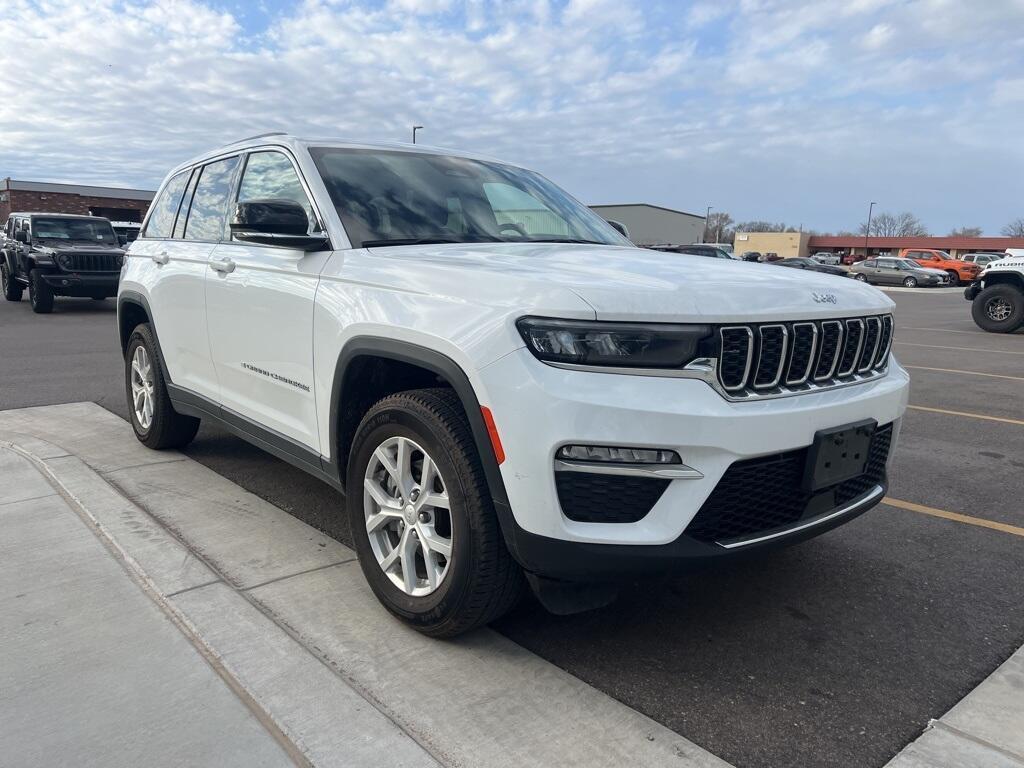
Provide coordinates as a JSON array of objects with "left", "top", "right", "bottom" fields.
[{"left": 972, "top": 284, "right": 1024, "bottom": 333}]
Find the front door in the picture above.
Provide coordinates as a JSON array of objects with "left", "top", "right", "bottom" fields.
[{"left": 204, "top": 149, "right": 330, "bottom": 452}]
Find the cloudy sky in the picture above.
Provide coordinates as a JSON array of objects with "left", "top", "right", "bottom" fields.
[{"left": 3, "top": 0, "right": 1023, "bottom": 234}]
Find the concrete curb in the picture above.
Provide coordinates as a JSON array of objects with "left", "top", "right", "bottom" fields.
[
  {"left": 0, "top": 402, "right": 731, "bottom": 768},
  {"left": 885, "top": 646, "right": 1024, "bottom": 767}
]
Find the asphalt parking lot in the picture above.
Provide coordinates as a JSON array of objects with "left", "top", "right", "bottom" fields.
[{"left": 1, "top": 287, "right": 1021, "bottom": 768}]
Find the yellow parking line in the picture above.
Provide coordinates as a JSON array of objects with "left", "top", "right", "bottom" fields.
[
  {"left": 883, "top": 497, "right": 1024, "bottom": 538},
  {"left": 895, "top": 341, "right": 1024, "bottom": 356},
  {"left": 904, "top": 365, "right": 1024, "bottom": 382},
  {"left": 907, "top": 405, "right": 1024, "bottom": 426}
]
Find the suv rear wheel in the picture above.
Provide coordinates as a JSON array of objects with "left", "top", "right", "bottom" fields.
[
  {"left": 972, "top": 284, "right": 1024, "bottom": 333},
  {"left": 945, "top": 271, "right": 960, "bottom": 286},
  {"left": 28, "top": 269, "right": 54, "bottom": 313},
  {"left": 125, "top": 323, "right": 200, "bottom": 448},
  {"left": 1, "top": 264, "right": 22, "bottom": 301},
  {"left": 347, "top": 388, "right": 524, "bottom": 637}
]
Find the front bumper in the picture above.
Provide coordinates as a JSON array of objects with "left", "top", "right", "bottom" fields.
[
  {"left": 39, "top": 271, "right": 120, "bottom": 295},
  {"left": 479, "top": 348, "right": 909, "bottom": 577},
  {"left": 964, "top": 281, "right": 982, "bottom": 301}
]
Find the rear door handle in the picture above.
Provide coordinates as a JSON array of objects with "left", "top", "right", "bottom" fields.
[
  {"left": 152, "top": 251, "right": 169, "bottom": 265},
  {"left": 210, "top": 257, "right": 235, "bottom": 274}
]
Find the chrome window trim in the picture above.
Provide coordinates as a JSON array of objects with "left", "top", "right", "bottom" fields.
[
  {"left": 718, "top": 326, "right": 754, "bottom": 392},
  {"left": 838, "top": 318, "right": 866, "bottom": 377},
  {"left": 813, "top": 320, "right": 844, "bottom": 381},
  {"left": 785, "top": 322, "right": 818, "bottom": 386},
  {"left": 753, "top": 324, "right": 788, "bottom": 390}
]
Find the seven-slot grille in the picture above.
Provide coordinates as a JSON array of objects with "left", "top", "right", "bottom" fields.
[
  {"left": 717, "top": 315, "right": 892, "bottom": 397},
  {"left": 57, "top": 252, "right": 121, "bottom": 272}
]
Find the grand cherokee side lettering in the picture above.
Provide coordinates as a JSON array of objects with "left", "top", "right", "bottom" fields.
[{"left": 242, "top": 362, "right": 311, "bottom": 392}]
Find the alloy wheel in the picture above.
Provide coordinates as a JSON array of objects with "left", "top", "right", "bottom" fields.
[
  {"left": 363, "top": 436, "right": 453, "bottom": 596},
  {"left": 130, "top": 345, "right": 155, "bottom": 430},
  {"left": 986, "top": 297, "right": 1012, "bottom": 322}
]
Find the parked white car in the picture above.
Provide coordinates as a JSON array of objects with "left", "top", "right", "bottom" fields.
[
  {"left": 117, "top": 134, "right": 909, "bottom": 636},
  {"left": 811, "top": 251, "right": 841, "bottom": 266}
]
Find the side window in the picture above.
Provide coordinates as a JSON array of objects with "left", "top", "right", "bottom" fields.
[
  {"left": 173, "top": 170, "right": 200, "bottom": 239},
  {"left": 184, "top": 156, "right": 240, "bottom": 242},
  {"left": 236, "top": 151, "right": 315, "bottom": 231},
  {"left": 863, "top": 259, "right": 877, "bottom": 268},
  {"left": 483, "top": 182, "right": 569, "bottom": 237},
  {"left": 877, "top": 259, "right": 895, "bottom": 269},
  {"left": 144, "top": 170, "right": 190, "bottom": 239}
]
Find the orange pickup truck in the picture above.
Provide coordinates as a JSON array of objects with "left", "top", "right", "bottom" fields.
[{"left": 899, "top": 248, "right": 981, "bottom": 285}]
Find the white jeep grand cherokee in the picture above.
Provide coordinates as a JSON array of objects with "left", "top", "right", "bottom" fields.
[{"left": 118, "top": 134, "right": 909, "bottom": 636}]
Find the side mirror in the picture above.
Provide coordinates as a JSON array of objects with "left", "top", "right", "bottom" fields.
[
  {"left": 606, "top": 219, "right": 630, "bottom": 239},
  {"left": 230, "top": 199, "right": 329, "bottom": 251},
  {"left": 14, "top": 229, "right": 27, "bottom": 243}
]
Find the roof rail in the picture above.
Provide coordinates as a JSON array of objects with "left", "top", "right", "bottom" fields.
[{"left": 223, "top": 131, "right": 288, "bottom": 146}]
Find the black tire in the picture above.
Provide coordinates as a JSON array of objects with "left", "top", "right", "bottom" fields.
[
  {"left": 1, "top": 263, "right": 22, "bottom": 301},
  {"left": 945, "top": 271, "right": 960, "bottom": 286},
  {"left": 125, "top": 323, "right": 200, "bottom": 449},
  {"left": 28, "top": 269, "right": 54, "bottom": 313},
  {"left": 347, "top": 388, "right": 524, "bottom": 637},
  {"left": 902, "top": 276, "right": 918, "bottom": 288},
  {"left": 971, "top": 284, "right": 1024, "bottom": 333},
  {"left": 853, "top": 273, "right": 868, "bottom": 282}
]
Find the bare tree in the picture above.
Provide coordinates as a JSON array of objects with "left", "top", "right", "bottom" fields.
[
  {"left": 1002, "top": 218, "right": 1024, "bottom": 237},
  {"left": 858, "top": 211, "right": 929, "bottom": 237},
  {"left": 949, "top": 226, "right": 983, "bottom": 238},
  {"left": 736, "top": 220, "right": 791, "bottom": 233},
  {"left": 705, "top": 211, "right": 735, "bottom": 243}
]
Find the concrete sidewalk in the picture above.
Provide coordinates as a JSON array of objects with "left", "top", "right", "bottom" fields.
[
  {"left": 0, "top": 403, "right": 728, "bottom": 768},
  {"left": 0, "top": 445, "right": 298, "bottom": 767}
]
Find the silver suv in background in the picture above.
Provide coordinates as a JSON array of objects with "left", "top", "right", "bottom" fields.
[{"left": 849, "top": 257, "right": 949, "bottom": 287}]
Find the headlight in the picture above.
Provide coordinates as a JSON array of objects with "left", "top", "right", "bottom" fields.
[{"left": 516, "top": 317, "right": 712, "bottom": 368}]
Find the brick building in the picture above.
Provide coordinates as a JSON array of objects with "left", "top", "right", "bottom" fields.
[{"left": 1, "top": 178, "right": 155, "bottom": 223}]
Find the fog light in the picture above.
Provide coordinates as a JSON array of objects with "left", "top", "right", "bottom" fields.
[{"left": 556, "top": 445, "right": 681, "bottom": 464}]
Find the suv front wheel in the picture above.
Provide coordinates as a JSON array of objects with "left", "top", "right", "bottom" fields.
[
  {"left": 28, "top": 269, "right": 54, "bottom": 313},
  {"left": 972, "top": 284, "right": 1024, "bottom": 333},
  {"left": 125, "top": 323, "right": 200, "bottom": 448},
  {"left": 347, "top": 388, "right": 524, "bottom": 637}
]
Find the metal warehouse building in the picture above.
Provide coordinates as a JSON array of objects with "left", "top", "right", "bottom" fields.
[
  {"left": 590, "top": 203, "right": 706, "bottom": 247},
  {"left": 1, "top": 178, "right": 155, "bottom": 224}
]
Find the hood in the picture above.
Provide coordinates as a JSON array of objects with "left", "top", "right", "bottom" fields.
[
  {"left": 918, "top": 267, "right": 948, "bottom": 277},
  {"left": 356, "top": 242, "right": 894, "bottom": 322}
]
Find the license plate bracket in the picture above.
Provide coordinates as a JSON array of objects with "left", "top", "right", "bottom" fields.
[{"left": 803, "top": 419, "right": 876, "bottom": 492}]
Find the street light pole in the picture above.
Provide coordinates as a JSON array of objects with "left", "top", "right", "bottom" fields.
[
  {"left": 704, "top": 205, "right": 712, "bottom": 244},
  {"left": 412, "top": 125, "right": 423, "bottom": 144},
  {"left": 865, "top": 201, "right": 876, "bottom": 258}
]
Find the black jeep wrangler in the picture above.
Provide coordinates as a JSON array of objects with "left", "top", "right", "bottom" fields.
[{"left": 2, "top": 213, "right": 125, "bottom": 313}]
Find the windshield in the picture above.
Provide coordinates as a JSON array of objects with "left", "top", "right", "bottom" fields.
[
  {"left": 32, "top": 217, "right": 117, "bottom": 245},
  {"left": 310, "top": 148, "right": 631, "bottom": 249}
]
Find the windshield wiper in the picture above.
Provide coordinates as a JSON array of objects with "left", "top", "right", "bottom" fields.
[
  {"left": 361, "top": 236, "right": 502, "bottom": 248},
  {"left": 522, "top": 237, "right": 609, "bottom": 245}
]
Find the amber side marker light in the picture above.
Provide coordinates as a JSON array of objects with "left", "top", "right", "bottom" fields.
[{"left": 480, "top": 406, "right": 505, "bottom": 465}]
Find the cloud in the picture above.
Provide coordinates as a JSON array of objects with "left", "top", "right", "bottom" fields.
[{"left": 0, "top": 0, "right": 1022, "bottom": 234}]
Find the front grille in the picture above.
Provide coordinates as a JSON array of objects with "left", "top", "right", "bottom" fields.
[
  {"left": 716, "top": 315, "right": 892, "bottom": 398},
  {"left": 685, "top": 423, "right": 893, "bottom": 544},
  {"left": 556, "top": 471, "right": 669, "bottom": 523},
  {"left": 58, "top": 252, "right": 120, "bottom": 272}
]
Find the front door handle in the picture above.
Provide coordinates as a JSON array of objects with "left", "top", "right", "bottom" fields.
[
  {"left": 152, "top": 251, "right": 169, "bottom": 265},
  {"left": 210, "top": 257, "right": 235, "bottom": 274}
]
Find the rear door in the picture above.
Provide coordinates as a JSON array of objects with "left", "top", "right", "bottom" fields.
[
  {"left": 205, "top": 148, "right": 330, "bottom": 452},
  {"left": 131, "top": 160, "right": 237, "bottom": 401}
]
